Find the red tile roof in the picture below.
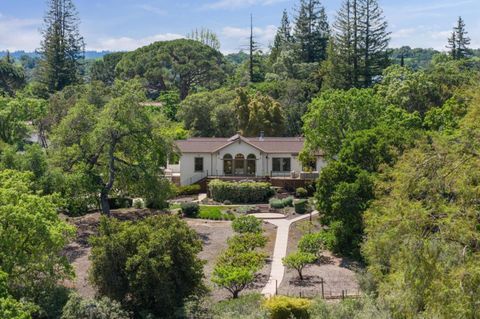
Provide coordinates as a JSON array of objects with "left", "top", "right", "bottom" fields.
[{"left": 175, "top": 135, "right": 323, "bottom": 155}]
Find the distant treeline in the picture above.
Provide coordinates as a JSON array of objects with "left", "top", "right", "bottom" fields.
[{"left": 0, "top": 50, "right": 114, "bottom": 60}]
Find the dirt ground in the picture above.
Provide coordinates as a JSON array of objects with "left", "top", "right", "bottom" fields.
[
  {"left": 186, "top": 218, "right": 276, "bottom": 301},
  {"left": 277, "top": 217, "right": 361, "bottom": 298},
  {"left": 62, "top": 209, "right": 276, "bottom": 301}
]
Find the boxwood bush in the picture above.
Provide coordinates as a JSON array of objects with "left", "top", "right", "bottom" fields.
[
  {"left": 282, "top": 196, "right": 294, "bottom": 207},
  {"left": 294, "top": 199, "right": 308, "bottom": 214},
  {"left": 181, "top": 202, "right": 200, "bottom": 217},
  {"left": 209, "top": 180, "right": 274, "bottom": 204},
  {"left": 269, "top": 198, "right": 285, "bottom": 209},
  {"left": 295, "top": 187, "right": 308, "bottom": 199}
]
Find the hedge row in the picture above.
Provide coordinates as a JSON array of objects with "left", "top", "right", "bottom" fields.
[{"left": 209, "top": 180, "right": 275, "bottom": 204}]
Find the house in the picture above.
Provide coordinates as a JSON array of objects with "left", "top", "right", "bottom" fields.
[{"left": 166, "top": 134, "right": 326, "bottom": 187}]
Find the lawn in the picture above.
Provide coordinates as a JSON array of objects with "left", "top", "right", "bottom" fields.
[
  {"left": 198, "top": 206, "right": 236, "bottom": 220},
  {"left": 170, "top": 203, "right": 256, "bottom": 220}
]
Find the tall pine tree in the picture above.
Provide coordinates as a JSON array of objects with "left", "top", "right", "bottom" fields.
[
  {"left": 293, "top": 0, "right": 330, "bottom": 63},
  {"left": 270, "top": 9, "right": 293, "bottom": 64},
  {"left": 38, "top": 0, "right": 85, "bottom": 92},
  {"left": 359, "top": 0, "right": 390, "bottom": 87},
  {"left": 322, "top": 0, "right": 389, "bottom": 88},
  {"left": 447, "top": 17, "right": 471, "bottom": 60}
]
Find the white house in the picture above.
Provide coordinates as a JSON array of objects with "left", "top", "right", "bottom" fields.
[{"left": 166, "top": 134, "right": 326, "bottom": 186}]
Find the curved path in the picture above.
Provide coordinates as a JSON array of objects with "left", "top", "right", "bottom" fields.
[{"left": 261, "top": 211, "right": 319, "bottom": 296}]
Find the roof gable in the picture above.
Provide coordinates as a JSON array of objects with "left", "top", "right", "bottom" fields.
[{"left": 174, "top": 134, "right": 322, "bottom": 155}]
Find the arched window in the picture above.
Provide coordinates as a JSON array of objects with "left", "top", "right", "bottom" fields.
[
  {"left": 234, "top": 154, "right": 245, "bottom": 175},
  {"left": 247, "top": 154, "right": 256, "bottom": 176},
  {"left": 223, "top": 154, "right": 233, "bottom": 175}
]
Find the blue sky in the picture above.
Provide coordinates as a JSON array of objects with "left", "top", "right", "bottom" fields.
[{"left": 0, "top": 0, "right": 479, "bottom": 53}]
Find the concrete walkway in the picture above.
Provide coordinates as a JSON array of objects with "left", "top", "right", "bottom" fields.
[
  {"left": 261, "top": 211, "right": 319, "bottom": 297},
  {"left": 195, "top": 193, "right": 207, "bottom": 203}
]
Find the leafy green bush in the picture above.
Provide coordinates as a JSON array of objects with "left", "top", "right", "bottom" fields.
[
  {"left": 89, "top": 216, "right": 205, "bottom": 318},
  {"left": 294, "top": 199, "right": 308, "bottom": 214},
  {"left": 282, "top": 196, "right": 294, "bottom": 207},
  {"left": 295, "top": 187, "right": 308, "bottom": 198},
  {"left": 61, "top": 294, "right": 130, "bottom": 319},
  {"left": 263, "top": 296, "right": 311, "bottom": 319},
  {"left": 181, "top": 202, "right": 200, "bottom": 217},
  {"left": 132, "top": 198, "right": 145, "bottom": 209},
  {"left": 232, "top": 215, "right": 262, "bottom": 234},
  {"left": 176, "top": 184, "right": 202, "bottom": 196},
  {"left": 298, "top": 232, "right": 325, "bottom": 258},
  {"left": 209, "top": 180, "right": 274, "bottom": 204},
  {"left": 269, "top": 198, "right": 285, "bottom": 209}
]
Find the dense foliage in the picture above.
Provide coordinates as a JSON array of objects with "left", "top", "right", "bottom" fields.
[
  {"left": 2, "top": 0, "right": 480, "bottom": 317},
  {"left": 89, "top": 215, "right": 205, "bottom": 318}
]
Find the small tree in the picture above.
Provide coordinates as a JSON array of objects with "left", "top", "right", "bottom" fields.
[
  {"left": 282, "top": 251, "right": 316, "bottom": 280},
  {"left": 212, "top": 265, "right": 256, "bottom": 299},
  {"left": 227, "top": 233, "right": 267, "bottom": 252},
  {"left": 298, "top": 232, "right": 325, "bottom": 259},
  {"left": 232, "top": 215, "right": 262, "bottom": 234}
]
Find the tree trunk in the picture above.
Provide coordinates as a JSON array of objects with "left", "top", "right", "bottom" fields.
[
  {"left": 99, "top": 140, "right": 117, "bottom": 216},
  {"left": 100, "top": 190, "right": 111, "bottom": 216},
  {"left": 298, "top": 269, "right": 304, "bottom": 281},
  {"left": 233, "top": 290, "right": 239, "bottom": 299},
  {"left": 179, "top": 82, "right": 189, "bottom": 100}
]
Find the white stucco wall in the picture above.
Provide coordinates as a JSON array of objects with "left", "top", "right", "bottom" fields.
[
  {"left": 216, "top": 140, "right": 263, "bottom": 176},
  {"left": 177, "top": 139, "right": 328, "bottom": 185},
  {"left": 179, "top": 152, "right": 212, "bottom": 186}
]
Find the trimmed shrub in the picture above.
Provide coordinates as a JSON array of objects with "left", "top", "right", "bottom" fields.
[
  {"left": 282, "top": 196, "right": 294, "bottom": 207},
  {"left": 132, "top": 198, "right": 145, "bottom": 209},
  {"left": 295, "top": 187, "right": 308, "bottom": 199},
  {"left": 209, "top": 180, "right": 274, "bottom": 204},
  {"left": 175, "top": 184, "right": 202, "bottom": 196},
  {"left": 269, "top": 198, "right": 285, "bottom": 209},
  {"left": 263, "top": 296, "right": 311, "bottom": 319},
  {"left": 294, "top": 199, "right": 308, "bottom": 214},
  {"left": 232, "top": 215, "right": 262, "bottom": 234},
  {"left": 181, "top": 202, "right": 199, "bottom": 217}
]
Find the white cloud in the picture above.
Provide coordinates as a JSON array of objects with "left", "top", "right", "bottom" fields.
[
  {"left": 203, "top": 0, "right": 286, "bottom": 10},
  {"left": 88, "top": 33, "right": 184, "bottom": 51},
  {"left": 0, "top": 14, "right": 42, "bottom": 51},
  {"left": 221, "top": 25, "right": 277, "bottom": 51},
  {"left": 136, "top": 4, "right": 167, "bottom": 16},
  {"left": 389, "top": 25, "right": 454, "bottom": 50}
]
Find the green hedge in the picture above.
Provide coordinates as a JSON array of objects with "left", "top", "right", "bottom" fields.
[
  {"left": 209, "top": 180, "right": 274, "bottom": 204},
  {"left": 175, "top": 184, "right": 201, "bottom": 196},
  {"left": 269, "top": 199, "right": 285, "bottom": 209},
  {"left": 269, "top": 197, "right": 293, "bottom": 209}
]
